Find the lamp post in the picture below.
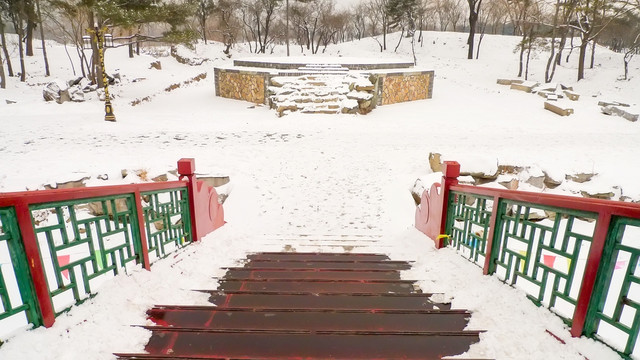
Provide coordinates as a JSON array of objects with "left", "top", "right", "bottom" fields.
[{"left": 86, "top": 24, "right": 116, "bottom": 122}]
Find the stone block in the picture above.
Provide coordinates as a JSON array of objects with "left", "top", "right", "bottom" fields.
[{"left": 544, "top": 101, "right": 574, "bottom": 116}]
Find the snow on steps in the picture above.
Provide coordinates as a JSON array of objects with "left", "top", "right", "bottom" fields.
[{"left": 269, "top": 72, "right": 375, "bottom": 116}]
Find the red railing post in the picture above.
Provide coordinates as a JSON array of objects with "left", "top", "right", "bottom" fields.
[
  {"left": 482, "top": 195, "right": 501, "bottom": 275},
  {"left": 133, "top": 190, "right": 151, "bottom": 270},
  {"left": 177, "top": 158, "right": 201, "bottom": 242},
  {"left": 437, "top": 161, "right": 461, "bottom": 237},
  {"left": 570, "top": 210, "right": 612, "bottom": 337},
  {"left": 14, "top": 201, "right": 56, "bottom": 327}
]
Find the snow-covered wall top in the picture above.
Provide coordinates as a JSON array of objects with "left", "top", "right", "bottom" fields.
[{"left": 233, "top": 56, "right": 416, "bottom": 71}]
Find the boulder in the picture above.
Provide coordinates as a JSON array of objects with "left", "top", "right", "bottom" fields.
[
  {"left": 150, "top": 61, "right": 162, "bottom": 70},
  {"left": 601, "top": 105, "right": 638, "bottom": 122},
  {"left": 43, "top": 80, "right": 69, "bottom": 103},
  {"left": 69, "top": 85, "right": 85, "bottom": 102},
  {"left": 429, "top": 153, "right": 443, "bottom": 173}
]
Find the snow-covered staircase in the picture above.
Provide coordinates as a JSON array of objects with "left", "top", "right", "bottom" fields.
[{"left": 269, "top": 70, "right": 376, "bottom": 116}]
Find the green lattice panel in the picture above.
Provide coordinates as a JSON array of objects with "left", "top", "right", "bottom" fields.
[
  {"left": 30, "top": 196, "right": 141, "bottom": 314},
  {"left": 0, "top": 208, "right": 39, "bottom": 335},
  {"left": 446, "top": 191, "right": 493, "bottom": 267},
  {"left": 141, "top": 188, "right": 191, "bottom": 261},
  {"left": 492, "top": 200, "right": 597, "bottom": 322},
  {"left": 587, "top": 218, "right": 640, "bottom": 357}
]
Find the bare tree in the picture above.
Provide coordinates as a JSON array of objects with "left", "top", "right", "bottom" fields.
[
  {"left": 571, "top": 0, "right": 630, "bottom": 80},
  {"left": 466, "top": 0, "right": 483, "bottom": 59}
]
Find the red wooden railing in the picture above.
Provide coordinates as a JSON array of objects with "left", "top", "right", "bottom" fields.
[
  {"left": 0, "top": 158, "right": 224, "bottom": 330},
  {"left": 415, "top": 160, "right": 640, "bottom": 356}
]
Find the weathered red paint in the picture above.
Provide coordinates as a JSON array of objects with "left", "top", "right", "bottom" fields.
[
  {"left": 13, "top": 201, "right": 56, "bottom": 328},
  {"left": 449, "top": 184, "right": 640, "bottom": 219},
  {"left": 415, "top": 161, "right": 460, "bottom": 248},
  {"left": 0, "top": 181, "right": 186, "bottom": 207},
  {"left": 177, "top": 158, "right": 225, "bottom": 242},
  {"left": 134, "top": 190, "right": 151, "bottom": 270},
  {"left": 482, "top": 195, "right": 501, "bottom": 275},
  {"left": 571, "top": 211, "right": 612, "bottom": 337}
]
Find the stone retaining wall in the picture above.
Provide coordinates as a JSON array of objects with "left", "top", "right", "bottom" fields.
[
  {"left": 375, "top": 70, "right": 434, "bottom": 105},
  {"left": 214, "top": 68, "right": 434, "bottom": 108},
  {"left": 214, "top": 68, "right": 269, "bottom": 104}
]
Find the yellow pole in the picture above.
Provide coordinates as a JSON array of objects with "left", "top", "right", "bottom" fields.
[{"left": 94, "top": 25, "right": 116, "bottom": 122}]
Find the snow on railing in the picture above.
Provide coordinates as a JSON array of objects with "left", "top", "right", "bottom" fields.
[
  {"left": 416, "top": 161, "right": 640, "bottom": 358},
  {"left": 0, "top": 158, "right": 224, "bottom": 339}
]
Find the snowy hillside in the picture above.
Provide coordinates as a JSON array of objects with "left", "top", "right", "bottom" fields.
[{"left": 0, "top": 30, "right": 638, "bottom": 359}]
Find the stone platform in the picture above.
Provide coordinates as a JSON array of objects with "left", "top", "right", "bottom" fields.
[{"left": 214, "top": 57, "right": 434, "bottom": 115}]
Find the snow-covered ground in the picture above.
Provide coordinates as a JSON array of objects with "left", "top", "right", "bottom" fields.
[{"left": 1, "top": 30, "right": 638, "bottom": 359}]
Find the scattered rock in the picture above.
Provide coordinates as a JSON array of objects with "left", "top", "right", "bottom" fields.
[
  {"left": 580, "top": 190, "right": 615, "bottom": 200},
  {"left": 598, "top": 100, "right": 630, "bottom": 107},
  {"left": 544, "top": 101, "right": 574, "bottom": 116},
  {"left": 121, "top": 169, "right": 128, "bottom": 178},
  {"left": 88, "top": 198, "right": 128, "bottom": 216},
  {"left": 44, "top": 177, "right": 89, "bottom": 190},
  {"left": 150, "top": 61, "right": 162, "bottom": 70},
  {"left": 152, "top": 174, "right": 168, "bottom": 182},
  {"left": 526, "top": 176, "right": 545, "bottom": 189},
  {"left": 543, "top": 171, "right": 563, "bottom": 188},
  {"left": 499, "top": 178, "right": 519, "bottom": 190},
  {"left": 510, "top": 81, "right": 539, "bottom": 93},
  {"left": 43, "top": 80, "right": 68, "bottom": 103},
  {"left": 601, "top": 105, "right": 638, "bottom": 122},
  {"left": 5, "top": 99, "right": 17, "bottom": 104},
  {"left": 429, "top": 153, "right": 443, "bottom": 173},
  {"left": 97, "top": 174, "right": 109, "bottom": 180},
  {"left": 566, "top": 173, "right": 596, "bottom": 183},
  {"left": 563, "top": 90, "right": 580, "bottom": 101},
  {"left": 197, "top": 176, "right": 230, "bottom": 188},
  {"left": 498, "top": 165, "right": 524, "bottom": 174}
]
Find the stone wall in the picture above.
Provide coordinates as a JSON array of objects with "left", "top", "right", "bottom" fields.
[
  {"left": 214, "top": 68, "right": 269, "bottom": 104},
  {"left": 214, "top": 67, "right": 435, "bottom": 110},
  {"left": 376, "top": 70, "right": 434, "bottom": 105}
]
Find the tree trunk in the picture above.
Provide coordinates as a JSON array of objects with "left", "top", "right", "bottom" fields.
[
  {"left": 383, "top": 19, "right": 387, "bottom": 50},
  {"left": 26, "top": 20, "right": 35, "bottom": 56},
  {"left": 525, "top": 29, "right": 533, "bottom": 80},
  {"left": 577, "top": 35, "right": 589, "bottom": 81},
  {"left": 17, "top": 26, "right": 27, "bottom": 82},
  {"left": 36, "top": 0, "right": 50, "bottom": 76},
  {"left": 467, "top": 11, "right": 477, "bottom": 59},
  {"left": 517, "top": 33, "right": 526, "bottom": 77},
  {"left": 0, "top": 20, "right": 14, "bottom": 77},
  {"left": 394, "top": 28, "right": 404, "bottom": 52},
  {"left": 589, "top": 38, "right": 596, "bottom": 69},
  {"left": 0, "top": 46, "right": 5, "bottom": 88}
]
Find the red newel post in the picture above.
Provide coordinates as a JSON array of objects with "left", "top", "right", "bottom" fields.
[
  {"left": 177, "top": 158, "right": 201, "bottom": 242},
  {"left": 415, "top": 161, "right": 460, "bottom": 248},
  {"left": 436, "top": 161, "right": 460, "bottom": 245},
  {"left": 571, "top": 211, "right": 612, "bottom": 337},
  {"left": 14, "top": 201, "right": 56, "bottom": 327}
]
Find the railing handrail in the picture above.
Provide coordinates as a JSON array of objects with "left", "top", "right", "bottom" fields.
[
  {"left": 0, "top": 181, "right": 187, "bottom": 207},
  {"left": 450, "top": 183, "right": 640, "bottom": 219}
]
